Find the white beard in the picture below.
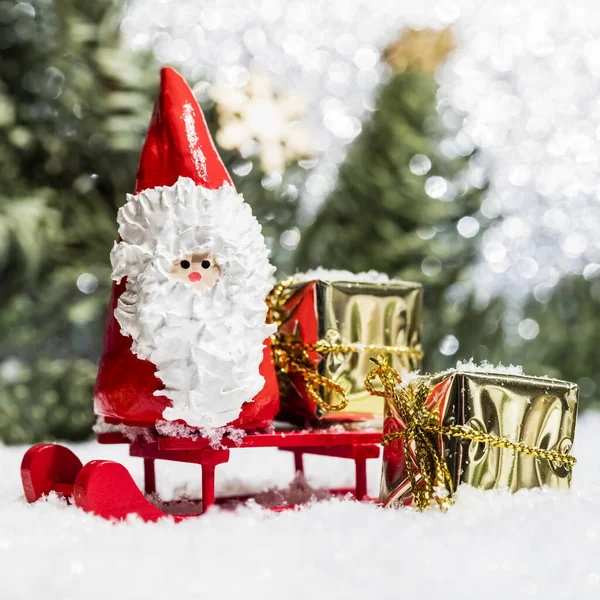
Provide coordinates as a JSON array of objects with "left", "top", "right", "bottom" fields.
[{"left": 111, "top": 177, "right": 276, "bottom": 428}]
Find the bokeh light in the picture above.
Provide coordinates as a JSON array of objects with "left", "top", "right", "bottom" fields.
[{"left": 123, "top": 0, "right": 600, "bottom": 307}]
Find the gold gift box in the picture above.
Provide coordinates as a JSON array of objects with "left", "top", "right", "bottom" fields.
[
  {"left": 275, "top": 274, "right": 423, "bottom": 425},
  {"left": 381, "top": 368, "right": 579, "bottom": 507}
]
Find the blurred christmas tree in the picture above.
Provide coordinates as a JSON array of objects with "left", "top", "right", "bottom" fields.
[
  {"left": 297, "top": 28, "right": 504, "bottom": 373},
  {"left": 0, "top": 2, "right": 309, "bottom": 443},
  {"left": 0, "top": 0, "right": 157, "bottom": 443},
  {"left": 505, "top": 275, "right": 600, "bottom": 410}
]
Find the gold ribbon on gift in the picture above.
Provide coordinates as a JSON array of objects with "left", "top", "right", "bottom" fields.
[
  {"left": 267, "top": 278, "right": 423, "bottom": 413},
  {"left": 270, "top": 333, "right": 351, "bottom": 412},
  {"left": 365, "top": 356, "right": 577, "bottom": 511}
]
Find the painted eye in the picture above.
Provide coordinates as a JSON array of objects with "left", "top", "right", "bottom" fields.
[
  {"left": 201, "top": 260, "right": 211, "bottom": 269},
  {"left": 180, "top": 260, "right": 191, "bottom": 269}
]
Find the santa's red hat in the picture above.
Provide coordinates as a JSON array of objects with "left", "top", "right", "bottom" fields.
[
  {"left": 135, "top": 67, "right": 233, "bottom": 193},
  {"left": 94, "top": 67, "right": 279, "bottom": 430}
]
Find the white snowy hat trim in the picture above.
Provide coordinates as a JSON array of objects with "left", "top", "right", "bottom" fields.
[{"left": 110, "top": 176, "right": 276, "bottom": 428}]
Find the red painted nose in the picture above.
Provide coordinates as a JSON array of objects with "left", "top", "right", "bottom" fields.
[{"left": 188, "top": 272, "right": 202, "bottom": 282}]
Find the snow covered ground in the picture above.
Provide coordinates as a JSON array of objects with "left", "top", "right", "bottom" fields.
[{"left": 1, "top": 414, "right": 599, "bottom": 600}]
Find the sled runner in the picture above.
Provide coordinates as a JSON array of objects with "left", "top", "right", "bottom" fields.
[{"left": 21, "top": 428, "right": 381, "bottom": 522}]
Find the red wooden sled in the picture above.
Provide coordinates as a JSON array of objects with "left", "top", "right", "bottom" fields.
[{"left": 21, "top": 428, "right": 381, "bottom": 522}]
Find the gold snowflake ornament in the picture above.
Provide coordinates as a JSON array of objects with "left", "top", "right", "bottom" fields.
[{"left": 210, "top": 72, "right": 314, "bottom": 173}]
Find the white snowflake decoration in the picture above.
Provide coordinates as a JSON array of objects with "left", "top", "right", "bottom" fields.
[{"left": 210, "top": 71, "right": 314, "bottom": 173}]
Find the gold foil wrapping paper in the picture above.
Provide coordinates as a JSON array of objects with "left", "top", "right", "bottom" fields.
[
  {"left": 276, "top": 278, "right": 423, "bottom": 425},
  {"left": 381, "top": 369, "right": 579, "bottom": 507}
]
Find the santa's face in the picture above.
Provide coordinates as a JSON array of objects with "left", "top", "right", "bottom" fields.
[{"left": 169, "top": 253, "right": 221, "bottom": 290}]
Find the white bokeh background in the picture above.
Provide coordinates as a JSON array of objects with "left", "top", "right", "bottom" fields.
[{"left": 123, "top": 0, "right": 600, "bottom": 309}]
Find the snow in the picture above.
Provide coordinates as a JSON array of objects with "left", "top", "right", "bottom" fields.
[
  {"left": 395, "top": 359, "right": 527, "bottom": 389},
  {"left": 1, "top": 413, "right": 600, "bottom": 599},
  {"left": 92, "top": 417, "right": 154, "bottom": 443},
  {"left": 154, "top": 420, "right": 247, "bottom": 449},
  {"left": 94, "top": 417, "right": 248, "bottom": 449},
  {"left": 455, "top": 358, "right": 525, "bottom": 376},
  {"left": 292, "top": 268, "right": 403, "bottom": 284}
]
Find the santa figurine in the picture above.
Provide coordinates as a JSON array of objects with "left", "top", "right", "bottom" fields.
[{"left": 94, "top": 67, "right": 279, "bottom": 431}]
